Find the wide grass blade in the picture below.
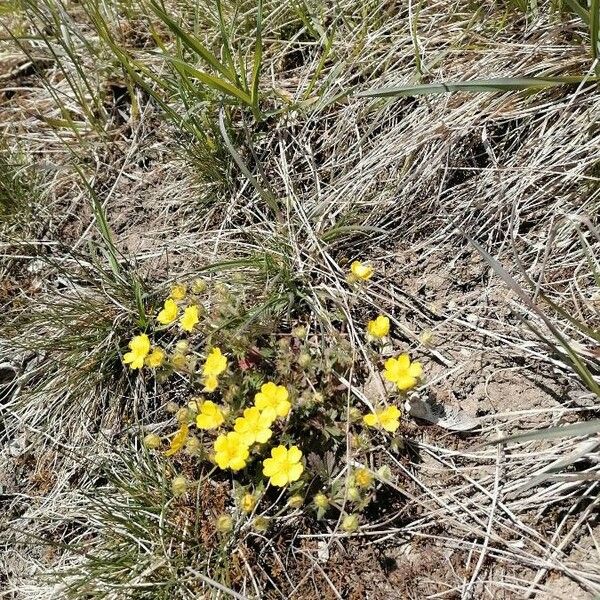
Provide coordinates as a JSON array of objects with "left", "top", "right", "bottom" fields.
[
  {"left": 357, "top": 75, "right": 597, "bottom": 98},
  {"left": 591, "top": 0, "right": 600, "bottom": 60},
  {"left": 491, "top": 419, "right": 600, "bottom": 445}
]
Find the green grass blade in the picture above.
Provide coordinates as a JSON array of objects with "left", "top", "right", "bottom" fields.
[
  {"left": 591, "top": 0, "right": 600, "bottom": 59},
  {"left": 468, "top": 237, "right": 600, "bottom": 396},
  {"left": 165, "top": 56, "right": 253, "bottom": 106},
  {"left": 250, "top": 0, "right": 263, "bottom": 118},
  {"left": 357, "top": 75, "right": 597, "bottom": 98},
  {"left": 563, "top": 0, "right": 590, "bottom": 24},
  {"left": 491, "top": 419, "right": 600, "bottom": 445},
  {"left": 148, "top": 0, "right": 235, "bottom": 82},
  {"left": 218, "top": 109, "right": 279, "bottom": 211}
]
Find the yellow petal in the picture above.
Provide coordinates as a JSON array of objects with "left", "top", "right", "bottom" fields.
[
  {"left": 363, "top": 413, "right": 378, "bottom": 427},
  {"left": 255, "top": 428, "right": 272, "bottom": 444},
  {"left": 260, "top": 407, "right": 277, "bottom": 424},
  {"left": 287, "top": 446, "right": 302, "bottom": 463},
  {"left": 269, "top": 471, "right": 289, "bottom": 487},
  {"left": 157, "top": 298, "right": 178, "bottom": 325},
  {"left": 395, "top": 375, "right": 416, "bottom": 391},
  {"left": 262, "top": 457, "right": 278, "bottom": 477},
  {"left": 397, "top": 354, "right": 410, "bottom": 370},
  {"left": 276, "top": 400, "right": 291, "bottom": 417},
  {"left": 382, "top": 418, "right": 400, "bottom": 432},
  {"left": 271, "top": 445, "right": 287, "bottom": 460},
  {"left": 203, "top": 375, "right": 219, "bottom": 392},
  {"left": 287, "top": 462, "right": 304, "bottom": 482},
  {"left": 408, "top": 362, "right": 423, "bottom": 378},
  {"left": 179, "top": 305, "right": 199, "bottom": 332},
  {"left": 229, "top": 457, "right": 247, "bottom": 471}
]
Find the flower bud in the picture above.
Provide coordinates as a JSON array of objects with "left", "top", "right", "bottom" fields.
[
  {"left": 297, "top": 352, "right": 311, "bottom": 368},
  {"left": 313, "top": 493, "right": 329, "bottom": 509},
  {"left": 170, "top": 284, "right": 187, "bottom": 301},
  {"left": 347, "top": 487, "right": 361, "bottom": 502},
  {"left": 175, "top": 340, "right": 190, "bottom": 353},
  {"left": 419, "top": 329, "right": 435, "bottom": 347},
  {"left": 171, "top": 475, "right": 187, "bottom": 497},
  {"left": 252, "top": 516, "right": 270, "bottom": 532},
  {"left": 192, "top": 278, "right": 207, "bottom": 293},
  {"left": 175, "top": 407, "right": 190, "bottom": 423},
  {"left": 341, "top": 514, "right": 359, "bottom": 533},
  {"left": 292, "top": 326, "right": 307, "bottom": 338},
  {"left": 240, "top": 493, "right": 256, "bottom": 513},
  {"left": 215, "top": 514, "right": 233, "bottom": 533},
  {"left": 143, "top": 433, "right": 161, "bottom": 449},
  {"left": 377, "top": 465, "right": 392, "bottom": 481},
  {"left": 287, "top": 495, "right": 304, "bottom": 509},
  {"left": 348, "top": 407, "right": 362, "bottom": 422},
  {"left": 185, "top": 435, "right": 201, "bottom": 456},
  {"left": 171, "top": 353, "right": 188, "bottom": 371},
  {"left": 165, "top": 401, "right": 179, "bottom": 414}
]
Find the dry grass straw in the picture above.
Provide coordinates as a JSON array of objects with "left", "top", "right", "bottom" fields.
[{"left": 1, "top": 0, "right": 599, "bottom": 597}]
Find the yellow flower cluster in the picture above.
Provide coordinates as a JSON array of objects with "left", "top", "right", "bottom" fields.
[
  {"left": 123, "top": 334, "right": 166, "bottom": 370},
  {"left": 162, "top": 367, "right": 304, "bottom": 487},
  {"left": 210, "top": 382, "right": 303, "bottom": 487},
  {"left": 123, "top": 282, "right": 209, "bottom": 372},
  {"left": 156, "top": 285, "right": 200, "bottom": 333}
]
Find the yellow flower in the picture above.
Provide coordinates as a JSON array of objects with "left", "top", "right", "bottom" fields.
[
  {"left": 262, "top": 445, "right": 304, "bottom": 487},
  {"left": 214, "top": 431, "right": 249, "bottom": 471},
  {"left": 240, "top": 493, "right": 256, "bottom": 513},
  {"left": 254, "top": 382, "right": 291, "bottom": 418},
  {"left": 179, "top": 305, "right": 200, "bottom": 332},
  {"left": 145, "top": 347, "right": 166, "bottom": 368},
  {"left": 202, "top": 348, "right": 227, "bottom": 392},
  {"left": 157, "top": 298, "right": 178, "bottom": 325},
  {"left": 234, "top": 407, "right": 274, "bottom": 445},
  {"left": 354, "top": 468, "right": 374, "bottom": 488},
  {"left": 382, "top": 354, "right": 423, "bottom": 390},
  {"left": 165, "top": 422, "right": 189, "bottom": 456},
  {"left": 203, "top": 347, "right": 227, "bottom": 376},
  {"left": 367, "top": 315, "right": 390, "bottom": 338},
  {"left": 203, "top": 374, "right": 219, "bottom": 392},
  {"left": 363, "top": 405, "right": 401, "bottom": 432},
  {"left": 195, "top": 400, "right": 225, "bottom": 430},
  {"left": 123, "top": 334, "right": 151, "bottom": 370},
  {"left": 170, "top": 284, "right": 187, "bottom": 301},
  {"left": 350, "top": 260, "right": 374, "bottom": 281}
]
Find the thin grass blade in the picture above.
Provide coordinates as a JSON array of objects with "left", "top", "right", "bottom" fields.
[{"left": 357, "top": 75, "right": 597, "bottom": 98}]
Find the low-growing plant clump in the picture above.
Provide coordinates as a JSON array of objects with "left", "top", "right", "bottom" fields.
[{"left": 127, "top": 262, "right": 423, "bottom": 535}]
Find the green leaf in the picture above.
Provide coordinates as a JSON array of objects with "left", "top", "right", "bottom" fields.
[{"left": 357, "top": 76, "right": 598, "bottom": 98}]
